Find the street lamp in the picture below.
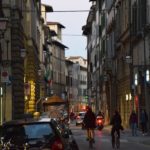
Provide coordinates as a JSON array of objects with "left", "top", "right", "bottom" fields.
[{"left": 0, "top": 87, "right": 3, "bottom": 125}]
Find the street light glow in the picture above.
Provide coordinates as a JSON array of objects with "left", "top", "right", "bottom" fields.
[
  {"left": 146, "top": 70, "right": 150, "bottom": 82},
  {"left": 129, "top": 93, "right": 132, "bottom": 100},
  {"left": 126, "top": 94, "right": 128, "bottom": 101},
  {"left": 134, "top": 73, "right": 138, "bottom": 86},
  {"left": 0, "top": 87, "right": 3, "bottom": 96}
]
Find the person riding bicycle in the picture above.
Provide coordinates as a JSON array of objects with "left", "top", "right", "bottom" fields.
[
  {"left": 110, "top": 110, "right": 123, "bottom": 148},
  {"left": 83, "top": 106, "right": 96, "bottom": 142}
]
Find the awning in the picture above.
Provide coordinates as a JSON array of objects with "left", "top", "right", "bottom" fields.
[{"left": 43, "top": 95, "right": 66, "bottom": 105}]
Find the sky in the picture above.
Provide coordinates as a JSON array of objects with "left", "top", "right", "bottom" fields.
[{"left": 41, "top": 0, "right": 91, "bottom": 59}]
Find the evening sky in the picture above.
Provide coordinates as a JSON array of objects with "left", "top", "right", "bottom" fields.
[{"left": 41, "top": 0, "right": 91, "bottom": 59}]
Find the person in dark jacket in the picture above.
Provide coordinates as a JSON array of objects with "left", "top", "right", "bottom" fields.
[
  {"left": 140, "top": 109, "right": 148, "bottom": 135},
  {"left": 110, "top": 110, "right": 122, "bottom": 148},
  {"left": 129, "top": 110, "right": 138, "bottom": 136},
  {"left": 83, "top": 106, "right": 96, "bottom": 141}
]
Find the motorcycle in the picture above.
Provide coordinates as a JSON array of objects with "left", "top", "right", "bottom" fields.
[{"left": 96, "top": 116, "right": 104, "bottom": 130}]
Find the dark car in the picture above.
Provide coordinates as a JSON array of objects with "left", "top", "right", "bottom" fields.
[{"left": 0, "top": 117, "right": 75, "bottom": 150}]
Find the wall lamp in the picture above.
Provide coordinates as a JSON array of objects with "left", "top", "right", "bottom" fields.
[
  {"left": 134, "top": 73, "right": 138, "bottom": 86},
  {"left": 146, "top": 69, "right": 150, "bottom": 82},
  {"left": 20, "top": 48, "right": 26, "bottom": 58},
  {"left": 125, "top": 55, "right": 132, "bottom": 64}
]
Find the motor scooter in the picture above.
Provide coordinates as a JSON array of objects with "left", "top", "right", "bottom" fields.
[{"left": 96, "top": 116, "right": 104, "bottom": 130}]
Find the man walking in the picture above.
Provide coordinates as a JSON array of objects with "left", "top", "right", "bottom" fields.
[
  {"left": 140, "top": 109, "right": 148, "bottom": 135},
  {"left": 129, "top": 110, "right": 138, "bottom": 136}
]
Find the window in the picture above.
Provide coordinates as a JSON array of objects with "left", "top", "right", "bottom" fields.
[{"left": 24, "top": 123, "right": 54, "bottom": 139}]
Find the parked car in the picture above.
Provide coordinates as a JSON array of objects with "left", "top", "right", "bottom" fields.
[
  {"left": 0, "top": 116, "right": 78, "bottom": 150},
  {"left": 75, "top": 111, "right": 86, "bottom": 126}
]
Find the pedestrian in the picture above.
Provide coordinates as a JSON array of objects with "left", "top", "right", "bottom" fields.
[
  {"left": 140, "top": 109, "right": 148, "bottom": 135},
  {"left": 129, "top": 110, "right": 138, "bottom": 136},
  {"left": 70, "top": 111, "right": 75, "bottom": 121},
  {"left": 83, "top": 106, "right": 96, "bottom": 142}
]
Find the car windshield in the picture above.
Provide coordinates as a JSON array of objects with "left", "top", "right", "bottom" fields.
[
  {"left": 79, "top": 112, "right": 85, "bottom": 117},
  {"left": 3, "top": 123, "right": 55, "bottom": 141},
  {"left": 24, "top": 123, "right": 54, "bottom": 139}
]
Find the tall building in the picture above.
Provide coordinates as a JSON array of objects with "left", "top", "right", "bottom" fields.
[
  {"left": 47, "top": 22, "right": 68, "bottom": 98},
  {"left": 66, "top": 56, "right": 87, "bottom": 112},
  {"left": 84, "top": 0, "right": 150, "bottom": 130},
  {"left": 0, "top": 0, "right": 54, "bottom": 122}
]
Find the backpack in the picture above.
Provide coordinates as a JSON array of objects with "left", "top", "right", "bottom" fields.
[{"left": 113, "top": 114, "right": 121, "bottom": 128}]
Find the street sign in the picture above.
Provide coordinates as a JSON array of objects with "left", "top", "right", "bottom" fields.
[{"left": 0, "top": 67, "right": 9, "bottom": 83}]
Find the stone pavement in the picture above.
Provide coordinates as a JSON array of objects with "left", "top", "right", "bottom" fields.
[{"left": 104, "top": 125, "right": 150, "bottom": 146}]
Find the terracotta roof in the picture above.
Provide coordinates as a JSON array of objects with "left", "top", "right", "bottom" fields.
[
  {"left": 52, "top": 39, "right": 68, "bottom": 49},
  {"left": 42, "top": 4, "right": 53, "bottom": 12},
  {"left": 67, "top": 56, "right": 87, "bottom": 61},
  {"left": 47, "top": 22, "right": 65, "bottom": 28},
  {"left": 43, "top": 95, "right": 66, "bottom": 105}
]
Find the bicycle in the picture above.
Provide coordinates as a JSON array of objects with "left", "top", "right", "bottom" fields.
[
  {"left": 112, "top": 129, "right": 120, "bottom": 149},
  {"left": 88, "top": 128, "right": 94, "bottom": 149}
]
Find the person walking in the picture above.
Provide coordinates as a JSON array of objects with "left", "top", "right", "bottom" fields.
[
  {"left": 129, "top": 110, "right": 138, "bottom": 136},
  {"left": 83, "top": 106, "right": 96, "bottom": 142},
  {"left": 140, "top": 109, "right": 148, "bottom": 135}
]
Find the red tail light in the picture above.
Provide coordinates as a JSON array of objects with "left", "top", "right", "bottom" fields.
[
  {"left": 97, "top": 119, "right": 102, "bottom": 124},
  {"left": 77, "top": 116, "right": 80, "bottom": 119},
  {"left": 51, "top": 138, "right": 64, "bottom": 150},
  {"left": 98, "top": 120, "right": 102, "bottom": 123}
]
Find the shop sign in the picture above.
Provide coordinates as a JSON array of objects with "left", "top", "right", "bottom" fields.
[
  {"left": 24, "top": 82, "right": 30, "bottom": 95},
  {"left": 1, "top": 68, "right": 9, "bottom": 83}
]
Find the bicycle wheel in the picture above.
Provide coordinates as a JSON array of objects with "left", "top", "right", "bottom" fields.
[
  {"left": 114, "top": 131, "right": 120, "bottom": 149},
  {"left": 116, "top": 136, "right": 120, "bottom": 149},
  {"left": 89, "top": 138, "right": 93, "bottom": 149},
  {"left": 112, "top": 139, "right": 115, "bottom": 149},
  {"left": 88, "top": 129, "right": 94, "bottom": 149},
  {"left": 112, "top": 132, "right": 116, "bottom": 149}
]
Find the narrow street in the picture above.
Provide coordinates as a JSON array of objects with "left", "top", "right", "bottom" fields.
[{"left": 70, "top": 122, "right": 150, "bottom": 150}]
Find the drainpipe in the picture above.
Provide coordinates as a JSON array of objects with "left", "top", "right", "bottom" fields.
[{"left": 0, "top": 0, "right": 4, "bottom": 17}]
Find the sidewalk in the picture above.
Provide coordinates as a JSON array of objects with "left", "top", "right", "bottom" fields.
[
  {"left": 123, "top": 127, "right": 150, "bottom": 146},
  {"left": 104, "top": 125, "right": 150, "bottom": 146}
]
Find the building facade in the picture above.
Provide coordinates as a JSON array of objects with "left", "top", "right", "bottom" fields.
[
  {"left": 0, "top": 0, "right": 53, "bottom": 123},
  {"left": 84, "top": 0, "right": 150, "bottom": 129},
  {"left": 65, "top": 56, "right": 88, "bottom": 113},
  {"left": 47, "top": 22, "right": 68, "bottom": 99}
]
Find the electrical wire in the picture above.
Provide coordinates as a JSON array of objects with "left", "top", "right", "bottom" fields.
[
  {"left": 52, "top": 10, "right": 90, "bottom": 13},
  {"left": 21, "top": 9, "right": 90, "bottom": 13},
  {"left": 61, "top": 34, "right": 84, "bottom": 37}
]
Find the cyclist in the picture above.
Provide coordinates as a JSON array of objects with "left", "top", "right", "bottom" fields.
[
  {"left": 110, "top": 110, "right": 123, "bottom": 148},
  {"left": 83, "top": 106, "right": 96, "bottom": 142}
]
